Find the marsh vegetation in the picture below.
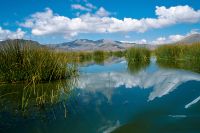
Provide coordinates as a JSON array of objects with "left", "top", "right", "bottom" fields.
[
  {"left": 0, "top": 40, "right": 77, "bottom": 83},
  {"left": 125, "top": 48, "right": 150, "bottom": 73},
  {"left": 155, "top": 43, "right": 200, "bottom": 60},
  {"left": 1, "top": 40, "right": 200, "bottom": 83},
  {"left": 155, "top": 43, "right": 200, "bottom": 73}
]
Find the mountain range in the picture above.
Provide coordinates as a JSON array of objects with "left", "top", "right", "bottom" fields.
[
  {"left": 177, "top": 34, "right": 200, "bottom": 44},
  {"left": 52, "top": 39, "right": 134, "bottom": 51},
  {"left": 0, "top": 34, "right": 200, "bottom": 51},
  {"left": 0, "top": 39, "right": 45, "bottom": 48}
]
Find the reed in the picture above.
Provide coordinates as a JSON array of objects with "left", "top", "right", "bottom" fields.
[
  {"left": 155, "top": 43, "right": 200, "bottom": 73},
  {"left": 123, "top": 48, "right": 151, "bottom": 74},
  {"left": 125, "top": 47, "right": 150, "bottom": 63},
  {"left": 93, "top": 50, "right": 109, "bottom": 64},
  {"left": 155, "top": 43, "right": 200, "bottom": 61},
  {"left": 0, "top": 40, "right": 77, "bottom": 83}
]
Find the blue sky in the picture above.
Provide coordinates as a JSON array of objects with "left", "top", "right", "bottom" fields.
[{"left": 0, "top": 0, "right": 200, "bottom": 44}]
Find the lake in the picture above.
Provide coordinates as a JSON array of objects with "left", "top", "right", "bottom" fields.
[{"left": 1, "top": 57, "right": 200, "bottom": 133}]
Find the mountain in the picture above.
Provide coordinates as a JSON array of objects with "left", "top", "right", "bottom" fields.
[
  {"left": 0, "top": 39, "right": 45, "bottom": 48},
  {"left": 54, "top": 39, "right": 135, "bottom": 51},
  {"left": 177, "top": 34, "right": 200, "bottom": 44},
  {"left": 0, "top": 39, "right": 155, "bottom": 51}
]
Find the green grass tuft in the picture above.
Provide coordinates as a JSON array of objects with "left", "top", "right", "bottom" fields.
[{"left": 0, "top": 40, "right": 77, "bottom": 83}]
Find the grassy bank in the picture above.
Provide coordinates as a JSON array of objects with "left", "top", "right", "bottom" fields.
[{"left": 0, "top": 40, "right": 77, "bottom": 83}]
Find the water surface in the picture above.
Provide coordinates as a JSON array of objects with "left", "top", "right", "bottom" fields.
[{"left": 1, "top": 58, "right": 200, "bottom": 133}]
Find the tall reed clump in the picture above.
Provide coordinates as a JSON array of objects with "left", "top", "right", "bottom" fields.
[
  {"left": 155, "top": 43, "right": 200, "bottom": 61},
  {"left": 155, "top": 43, "right": 200, "bottom": 73},
  {"left": 0, "top": 40, "right": 77, "bottom": 83},
  {"left": 93, "top": 50, "right": 108, "bottom": 64},
  {"left": 125, "top": 47, "right": 150, "bottom": 63},
  {"left": 125, "top": 47, "right": 150, "bottom": 73}
]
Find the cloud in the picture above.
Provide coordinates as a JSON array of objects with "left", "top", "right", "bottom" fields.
[
  {"left": 148, "top": 34, "right": 185, "bottom": 45},
  {"left": 85, "top": 3, "right": 96, "bottom": 9},
  {"left": 71, "top": 2, "right": 96, "bottom": 12},
  {"left": 155, "top": 5, "right": 200, "bottom": 23},
  {"left": 123, "top": 29, "right": 200, "bottom": 45},
  {"left": 151, "top": 37, "right": 167, "bottom": 44},
  {"left": 0, "top": 27, "right": 25, "bottom": 41},
  {"left": 127, "top": 29, "right": 200, "bottom": 45},
  {"left": 122, "top": 39, "right": 147, "bottom": 44},
  {"left": 168, "top": 34, "right": 185, "bottom": 42},
  {"left": 20, "top": 5, "right": 200, "bottom": 39},
  {"left": 71, "top": 4, "right": 92, "bottom": 11},
  {"left": 135, "top": 39, "right": 147, "bottom": 44},
  {"left": 96, "top": 7, "right": 110, "bottom": 17},
  {"left": 151, "top": 29, "right": 200, "bottom": 44}
]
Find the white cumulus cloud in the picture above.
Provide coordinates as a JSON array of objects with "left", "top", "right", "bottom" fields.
[
  {"left": 168, "top": 34, "right": 185, "bottom": 42},
  {"left": 0, "top": 27, "right": 25, "bottom": 41},
  {"left": 152, "top": 37, "right": 167, "bottom": 44},
  {"left": 20, "top": 5, "right": 200, "bottom": 39},
  {"left": 151, "top": 29, "right": 200, "bottom": 45}
]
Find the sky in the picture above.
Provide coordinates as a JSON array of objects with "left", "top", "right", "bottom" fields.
[{"left": 0, "top": 0, "right": 200, "bottom": 44}]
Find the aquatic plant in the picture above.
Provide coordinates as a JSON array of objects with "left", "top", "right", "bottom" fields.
[
  {"left": 124, "top": 47, "right": 151, "bottom": 73},
  {"left": 125, "top": 47, "right": 150, "bottom": 63},
  {"left": 155, "top": 43, "right": 200, "bottom": 61},
  {"left": 155, "top": 43, "right": 200, "bottom": 73},
  {"left": 0, "top": 40, "right": 77, "bottom": 83},
  {"left": 93, "top": 50, "right": 109, "bottom": 64}
]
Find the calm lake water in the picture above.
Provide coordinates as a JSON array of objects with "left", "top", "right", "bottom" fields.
[{"left": 1, "top": 57, "right": 200, "bottom": 133}]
